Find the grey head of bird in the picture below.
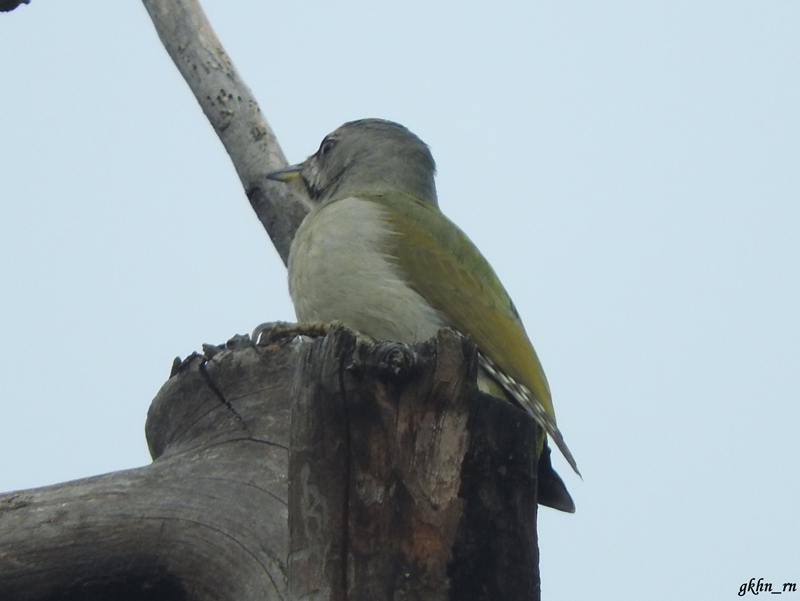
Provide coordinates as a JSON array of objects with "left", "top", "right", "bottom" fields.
[{"left": 275, "top": 119, "right": 439, "bottom": 208}]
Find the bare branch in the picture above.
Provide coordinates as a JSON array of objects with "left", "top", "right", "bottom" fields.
[
  {"left": 141, "top": 0, "right": 308, "bottom": 264},
  {"left": 0, "top": 0, "right": 30, "bottom": 13}
]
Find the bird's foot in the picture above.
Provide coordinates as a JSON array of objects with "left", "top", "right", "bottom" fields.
[
  {"left": 252, "top": 320, "right": 378, "bottom": 347},
  {"left": 251, "top": 320, "right": 339, "bottom": 346}
]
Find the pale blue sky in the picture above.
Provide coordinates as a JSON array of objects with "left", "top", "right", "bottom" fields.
[{"left": 2, "top": 1, "right": 799, "bottom": 598}]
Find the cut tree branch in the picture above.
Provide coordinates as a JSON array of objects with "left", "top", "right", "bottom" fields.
[
  {"left": 0, "top": 335, "right": 291, "bottom": 601},
  {"left": 0, "top": 329, "right": 541, "bottom": 601}
]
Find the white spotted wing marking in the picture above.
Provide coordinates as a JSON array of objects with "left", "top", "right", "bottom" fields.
[{"left": 478, "top": 352, "right": 580, "bottom": 477}]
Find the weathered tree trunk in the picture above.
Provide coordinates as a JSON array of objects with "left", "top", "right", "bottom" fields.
[
  {"left": 289, "top": 328, "right": 541, "bottom": 601},
  {"left": 0, "top": 328, "right": 540, "bottom": 600},
  {"left": 2, "top": 2, "right": 542, "bottom": 599}
]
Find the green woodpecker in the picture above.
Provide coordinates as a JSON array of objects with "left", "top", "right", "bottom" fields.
[{"left": 268, "top": 119, "right": 577, "bottom": 512}]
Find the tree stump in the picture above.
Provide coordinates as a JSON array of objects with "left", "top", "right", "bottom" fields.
[{"left": 0, "top": 327, "right": 540, "bottom": 601}]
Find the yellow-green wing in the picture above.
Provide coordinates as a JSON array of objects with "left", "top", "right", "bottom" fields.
[{"left": 372, "top": 193, "right": 555, "bottom": 420}]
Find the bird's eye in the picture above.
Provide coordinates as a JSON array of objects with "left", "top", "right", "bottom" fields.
[{"left": 318, "top": 139, "right": 336, "bottom": 157}]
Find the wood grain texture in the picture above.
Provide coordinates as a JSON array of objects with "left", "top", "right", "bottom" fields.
[
  {"left": 0, "top": 329, "right": 540, "bottom": 601},
  {"left": 0, "top": 336, "right": 293, "bottom": 601},
  {"left": 288, "top": 327, "right": 541, "bottom": 601}
]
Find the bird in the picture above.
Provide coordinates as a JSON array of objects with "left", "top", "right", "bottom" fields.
[{"left": 266, "top": 118, "right": 577, "bottom": 512}]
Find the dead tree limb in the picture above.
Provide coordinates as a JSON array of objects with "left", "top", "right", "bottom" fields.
[
  {"left": 141, "top": 0, "right": 308, "bottom": 263},
  {"left": 0, "top": 0, "right": 29, "bottom": 13},
  {"left": 0, "top": 329, "right": 540, "bottom": 600},
  {"left": 0, "top": 335, "right": 291, "bottom": 601},
  {"left": 2, "top": 3, "right": 543, "bottom": 599}
]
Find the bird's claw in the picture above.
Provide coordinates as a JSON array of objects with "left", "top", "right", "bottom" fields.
[{"left": 252, "top": 321, "right": 339, "bottom": 346}]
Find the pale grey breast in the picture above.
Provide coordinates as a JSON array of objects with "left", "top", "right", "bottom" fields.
[{"left": 288, "top": 197, "right": 445, "bottom": 343}]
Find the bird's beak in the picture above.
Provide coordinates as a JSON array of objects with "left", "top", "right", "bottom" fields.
[{"left": 266, "top": 164, "right": 302, "bottom": 182}]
